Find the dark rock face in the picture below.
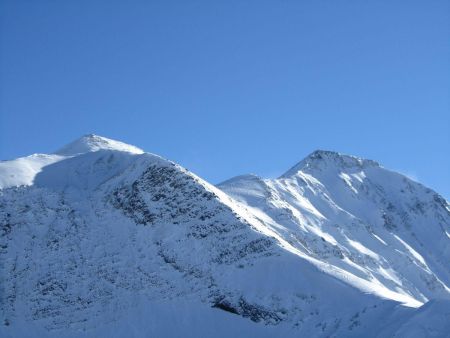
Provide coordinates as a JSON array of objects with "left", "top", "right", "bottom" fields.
[
  {"left": 212, "top": 296, "right": 283, "bottom": 324},
  {"left": 112, "top": 164, "right": 222, "bottom": 225}
]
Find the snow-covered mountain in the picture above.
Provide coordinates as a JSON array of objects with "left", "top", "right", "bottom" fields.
[{"left": 1, "top": 135, "right": 449, "bottom": 337}]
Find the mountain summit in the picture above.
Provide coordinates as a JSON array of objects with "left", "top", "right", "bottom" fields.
[
  {"left": 54, "top": 134, "right": 144, "bottom": 155},
  {"left": 281, "top": 150, "right": 380, "bottom": 178},
  {"left": 1, "top": 135, "right": 449, "bottom": 338}
]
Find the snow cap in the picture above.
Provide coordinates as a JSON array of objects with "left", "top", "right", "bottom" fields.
[{"left": 54, "top": 134, "right": 144, "bottom": 156}]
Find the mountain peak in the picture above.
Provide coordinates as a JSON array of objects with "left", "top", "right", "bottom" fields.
[
  {"left": 54, "top": 134, "right": 144, "bottom": 156},
  {"left": 280, "top": 150, "right": 380, "bottom": 178}
]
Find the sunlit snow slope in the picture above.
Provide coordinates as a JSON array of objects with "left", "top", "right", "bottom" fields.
[
  {"left": 219, "top": 151, "right": 450, "bottom": 307},
  {"left": 1, "top": 136, "right": 449, "bottom": 338}
]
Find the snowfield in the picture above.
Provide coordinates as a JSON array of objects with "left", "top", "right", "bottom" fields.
[{"left": 1, "top": 135, "right": 449, "bottom": 337}]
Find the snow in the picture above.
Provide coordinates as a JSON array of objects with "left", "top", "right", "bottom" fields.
[
  {"left": 346, "top": 238, "right": 380, "bottom": 261},
  {"left": 393, "top": 234, "right": 428, "bottom": 268},
  {"left": 0, "top": 154, "right": 65, "bottom": 189},
  {"left": 0, "top": 300, "right": 288, "bottom": 338},
  {"left": 1, "top": 136, "right": 449, "bottom": 337},
  {"left": 390, "top": 299, "right": 450, "bottom": 337},
  {"left": 372, "top": 233, "right": 387, "bottom": 245},
  {"left": 54, "top": 134, "right": 144, "bottom": 156},
  {"left": 220, "top": 148, "right": 450, "bottom": 310},
  {"left": 0, "top": 135, "right": 143, "bottom": 190}
]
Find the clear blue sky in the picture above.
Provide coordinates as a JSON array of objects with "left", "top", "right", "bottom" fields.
[{"left": 1, "top": 1, "right": 449, "bottom": 198}]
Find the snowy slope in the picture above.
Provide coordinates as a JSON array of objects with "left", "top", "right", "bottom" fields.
[
  {"left": 0, "top": 134, "right": 142, "bottom": 190},
  {"left": 1, "top": 137, "right": 449, "bottom": 337},
  {"left": 219, "top": 151, "right": 450, "bottom": 308}
]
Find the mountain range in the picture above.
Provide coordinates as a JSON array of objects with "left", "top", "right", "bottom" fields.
[{"left": 1, "top": 134, "right": 449, "bottom": 337}]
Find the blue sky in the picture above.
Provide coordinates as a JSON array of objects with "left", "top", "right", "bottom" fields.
[{"left": 1, "top": 1, "right": 449, "bottom": 198}]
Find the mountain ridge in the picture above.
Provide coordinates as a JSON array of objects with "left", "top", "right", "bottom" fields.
[
  {"left": 1, "top": 135, "right": 449, "bottom": 338},
  {"left": 280, "top": 149, "right": 381, "bottom": 179}
]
